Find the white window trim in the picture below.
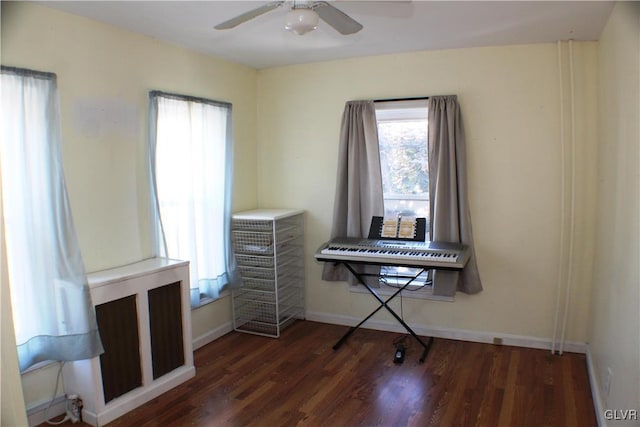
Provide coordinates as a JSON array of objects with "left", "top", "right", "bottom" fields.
[
  {"left": 192, "top": 288, "right": 230, "bottom": 309},
  {"left": 375, "top": 99, "right": 429, "bottom": 120}
]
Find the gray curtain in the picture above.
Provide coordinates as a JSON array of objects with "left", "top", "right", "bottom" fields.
[
  {"left": 428, "top": 96, "right": 483, "bottom": 294},
  {"left": 322, "top": 101, "right": 384, "bottom": 285}
]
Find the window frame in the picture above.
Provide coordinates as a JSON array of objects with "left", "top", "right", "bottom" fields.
[{"left": 375, "top": 100, "right": 430, "bottom": 223}]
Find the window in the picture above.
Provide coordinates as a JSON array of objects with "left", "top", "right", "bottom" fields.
[
  {"left": 376, "top": 101, "right": 430, "bottom": 222},
  {"left": 374, "top": 100, "right": 434, "bottom": 296},
  {"left": 149, "top": 92, "right": 234, "bottom": 307}
]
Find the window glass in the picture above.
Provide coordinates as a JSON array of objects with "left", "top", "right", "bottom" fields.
[
  {"left": 376, "top": 100, "right": 429, "bottom": 232},
  {"left": 375, "top": 100, "right": 431, "bottom": 291}
]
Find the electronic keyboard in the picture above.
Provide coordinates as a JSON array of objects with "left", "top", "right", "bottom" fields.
[{"left": 315, "top": 237, "right": 469, "bottom": 269}]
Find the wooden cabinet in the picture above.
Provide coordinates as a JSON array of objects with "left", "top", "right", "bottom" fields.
[
  {"left": 231, "top": 209, "right": 305, "bottom": 337},
  {"left": 63, "top": 258, "right": 194, "bottom": 426}
]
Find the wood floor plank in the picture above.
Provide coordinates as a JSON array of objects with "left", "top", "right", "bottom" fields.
[
  {"left": 497, "top": 347, "right": 520, "bottom": 427},
  {"left": 39, "top": 320, "right": 596, "bottom": 427}
]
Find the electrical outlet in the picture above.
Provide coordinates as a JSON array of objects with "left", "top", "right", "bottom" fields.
[
  {"left": 66, "top": 394, "right": 83, "bottom": 424},
  {"left": 604, "top": 367, "right": 613, "bottom": 397}
]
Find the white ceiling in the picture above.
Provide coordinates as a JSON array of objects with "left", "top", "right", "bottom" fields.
[{"left": 38, "top": 1, "right": 615, "bottom": 69}]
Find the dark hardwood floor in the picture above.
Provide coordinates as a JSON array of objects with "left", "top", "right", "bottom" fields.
[{"left": 44, "top": 320, "right": 596, "bottom": 426}]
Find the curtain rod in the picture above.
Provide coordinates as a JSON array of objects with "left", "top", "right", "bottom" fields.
[
  {"left": 373, "top": 96, "right": 429, "bottom": 103},
  {"left": 1, "top": 65, "right": 57, "bottom": 81},
  {"left": 149, "top": 90, "right": 231, "bottom": 109}
]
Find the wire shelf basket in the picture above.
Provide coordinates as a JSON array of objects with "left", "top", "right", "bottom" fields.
[
  {"left": 232, "top": 231, "right": 274, "bottom": 255},
  {"left": 231, "top": 210, "right": 305, "bottom": 338},
  {"left": 232, "top": 219, "right": 273, "bottom": 232},
  {"left": 236, "top": 254, "right": 274, "bottom": 268}
]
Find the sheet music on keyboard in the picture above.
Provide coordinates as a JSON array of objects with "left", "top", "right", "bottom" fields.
[{"left": 368, "top": 216, "right": 426, "bottom": 242}]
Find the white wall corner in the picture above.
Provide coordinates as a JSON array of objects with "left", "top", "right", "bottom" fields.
[{"left": 586, "top": 345, "right": 608, "bottom": 427}]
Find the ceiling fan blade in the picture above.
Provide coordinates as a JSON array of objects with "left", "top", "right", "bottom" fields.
[
  {"left": 313, "top": 1, "right": 363, "bottom": 35},
  {"left": 214, "top": 1, "right": 285, "bottom": 30}
]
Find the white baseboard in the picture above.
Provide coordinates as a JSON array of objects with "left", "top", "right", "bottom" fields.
[
  {"left": 586, "top": 346, "right": 608, "bottom": 427},
  {"left": 305, "top": 310, "right": 587, "bottom": 354},
  {"left": 81, "top": 366, "right": 195, "bottom": 426},
  {"left": 192, "top": 321, "right": 233, "bottom": 350},
  {"left": 26, "top": 394, "right": 67, "bottom": 427}
]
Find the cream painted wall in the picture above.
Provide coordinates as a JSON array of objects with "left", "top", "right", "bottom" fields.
[
  {"left": 257, "top": 42, "right": 599, "bottom": 343},
  {"left": 1, "top": 0, "right": 623, "bottom": 422},
  {"left": 1, "top": 1, "right": 258, "bottom": 413},
  {"left": 590, "top": 1, "right": 640, "bottom": 421},
  {"left": 2, "top": 2, "right": 258, "bottom": 271}
]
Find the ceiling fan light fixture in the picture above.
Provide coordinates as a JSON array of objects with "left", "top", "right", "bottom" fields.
[{"left": 284, "top": 8, "right": 319, "bottom": 35}]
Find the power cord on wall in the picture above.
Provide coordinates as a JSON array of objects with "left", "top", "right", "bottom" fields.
[
  {"left": 44, "top": 362, "right": 83, "bottom": 425},
  {"left": 44, "top": 362, "right": 68, "bottom": 425}
]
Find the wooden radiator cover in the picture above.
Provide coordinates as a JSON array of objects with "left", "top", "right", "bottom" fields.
[{"left": 62, "top": 258, "right": 195, "bottom": 426}]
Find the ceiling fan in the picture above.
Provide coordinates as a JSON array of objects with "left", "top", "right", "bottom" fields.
[{"left": 214, "top": 1, "right": 363, "bottom": 36}]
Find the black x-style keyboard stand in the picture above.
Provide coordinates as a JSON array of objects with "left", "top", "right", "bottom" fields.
[{"left": 331, "top": 261, "right": 433, "bottom": 363}]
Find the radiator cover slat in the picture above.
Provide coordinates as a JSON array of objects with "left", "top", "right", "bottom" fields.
[
  {"left": 95, "top": 295, "right": 142, "bottom": 403},
  {"left": 148, "top": 282, "right": 184, "bottom": 379}
]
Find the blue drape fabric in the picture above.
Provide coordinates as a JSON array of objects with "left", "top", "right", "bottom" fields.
[
  {"left": 0, "top": 66, "right": 103, "bottom": 371},
  {"left": 149, "top": 91, "right": 238, "bottom": 306}
]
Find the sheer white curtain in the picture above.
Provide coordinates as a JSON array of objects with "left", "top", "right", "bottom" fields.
[
  {"left": 0, "top": 66, "right": 102, "bottom": 371},
  {"left": 149, "top": 92, "right": 237, "bottom": 306}
]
